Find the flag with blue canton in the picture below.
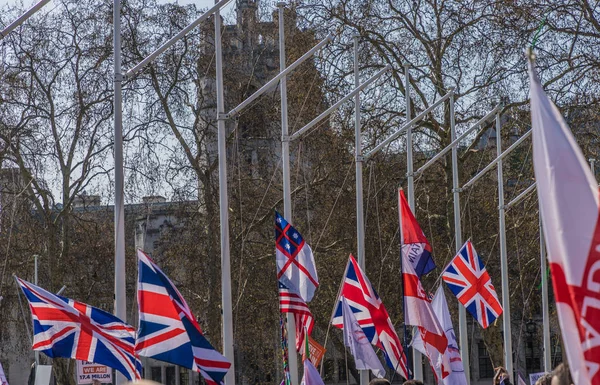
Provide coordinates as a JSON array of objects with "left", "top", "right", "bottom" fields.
[
  {"left": 399, "top": 189, "right": 436, "bottom": 277},
  {"left": 136, "top": 250, "right": 231, "bottom": 385},
  {"left": 16, "top": 277, "right": 141, "bottom": 380},
  {"left": 275, "top": 212, "right": 319, "bottom": 302}
]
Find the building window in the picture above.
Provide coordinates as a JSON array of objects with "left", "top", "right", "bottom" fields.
[
  {"left": 151, "top": 367, "right": 162, "bottom": 382},
  {"left": 180, "top": 367, "right": 190, "bottom": 385},
  {"left": 478, "top": 341, "right": 494, "bottom": 378},
  {"left": 166, "top": 366, "right": 176, "bottom": 385}
]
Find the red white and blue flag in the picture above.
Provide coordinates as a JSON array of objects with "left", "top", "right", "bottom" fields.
[
  {"left": 530, "top": 58, "right": 600, "bottom": 385},
  {"left": 279, "top": 281, "right": 315, "bottom": 352},
  {"left": 399, "top": 189, "right": 436, "bottom": 277},
  {"left": 276, "top": 212, "right": 319, "bottom": 302},
  {"left": 16, "top": 277, "right": 141, "bottom": 380},
  {"left": 136, "top": 250, "right": 231, "bottom": 385},
  {"left": 332, "top": 255, "right": 409, "bottom": 380},
  {"left": 442, "top": 240, "right": 502, "bottom": 329}
]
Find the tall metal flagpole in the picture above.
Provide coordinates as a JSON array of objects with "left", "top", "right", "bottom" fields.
[
  {"left": 496, "top": 113, "right": 513, "bottom": 377},
  {"left": 113, "top": 0, "right": 126, "bottom": 382},
  {"left": 277, "top": 4, "right": 298, "bottom": 385},
  {"left": 405, "top": 65, "right": 423, "bottom": 381},
  {"left": 539, "top": 211, "right": 551, "bottom": 372},
  {"left": 353, "top": 34, "right": 368, "bottom": 385},
  {"left": 215, "top": 8, "right": 236, "bottom": 385},
  {"left": 450, "top": 94, "right": 470, "bottom": 384}
]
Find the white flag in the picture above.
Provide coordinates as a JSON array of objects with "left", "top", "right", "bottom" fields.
[
  {"left": 342, "top": 297, "right": 386, "bottom": 378},
  {"left": 530, "top": 58, "right": 600, "bottom": 385},
  {"left": 0, "top": 362, "right": 8, "bottom": 385},
  {"left": 431, "top": 286, "right": 467, "bottom": 385},
  {"left": 300, "top": 359, "right": 325, "bottom": 385}
]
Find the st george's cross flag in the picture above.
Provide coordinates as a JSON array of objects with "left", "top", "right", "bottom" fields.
[
  {"left": 399, "top": 189, "right": 436, "bottom": 277},
  {"left": 332, "top": 255, "right": 409, "bottom": 380},
  {"left": 16, "top": 277, "right": 141, "bottom": 380},
  {"left": 275, "top": 212, "right": 319, "bottom": 302},
  {"left": 530, "top": 57, "right": 600, "bottom": 385},
  {"left": 136, "top": 250, "right": 230, "bottom": 385},
  {"left": 413, "top": 285, "right": 467, "bottom": 385},
  {"left": 403, "top": 260, "right": 450, "bottom": 384},
  {"left": 442, "top": 240, "right": 503, "bottom": 329},
  {"left": 342, "top": 297, "right": 386, "bottom": 378}
]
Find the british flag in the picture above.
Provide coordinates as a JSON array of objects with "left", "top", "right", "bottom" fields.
[
  {"left": 442, "top": 240, "right": 503, "bottom": 328},
  {"left": 15, "top": 277, "right": 141, "bottom": 380},
  {"left": 332, "top": 255, "right": 409, "bottom": 380},
  {"left": 136, "top": 250, "right": 231, "bottom": 385},
  {"left": 279, "top": 281, "right": 314, "bottom": 351}
]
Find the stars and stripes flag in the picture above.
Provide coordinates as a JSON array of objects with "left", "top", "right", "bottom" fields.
[
  {"left": 530, "top": 56, "right": 600, "bottom": 385},
  {"left": 442, "top": 240, "right": 502, "bottom": 329},
  {"left": 136, "top": 250, "right": 230, "bottom": 385},
  {"left": 275, "top": 212, "right": 319, "bottom": 302},
  {"left": 398, "top": 189, "right": 436, "bottom": 277},
  {"left": 15, "top": 277, "right": 141, "bottom": 380},
  {"left": 279, "top": 281, "right": 315, "bottom": 352},
  {"left": 332, "top": 255, "right": 409, "bottom": 380},
  {"left": 403, "top": 259, "right": 449, "bottom": 384}
]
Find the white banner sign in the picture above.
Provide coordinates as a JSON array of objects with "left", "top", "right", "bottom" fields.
[
  {"left": 529, "top": 372, "right": 547, "bottom": 385},
  {"left": 0, "top": 362, "right": 8, "bottom": 385},
  {"left": 77, "top": 361, "right": 112, "bottom": 384}
]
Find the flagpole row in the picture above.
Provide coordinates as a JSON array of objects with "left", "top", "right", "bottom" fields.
[{"left": 0, "top": 0, "right": 51, "bottom": 39}]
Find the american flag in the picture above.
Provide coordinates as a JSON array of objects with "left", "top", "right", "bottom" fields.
[
  {"left": 442, "top": 240, "right": 503, "bottom": 328},
  {"left": 332, "top": 255, "right": 409, "bottom": 380},
  {"left": 279, "top": 281, "right": 314, "bottom": 352},
  {"left": 136, "top": 250, "right": 230, "bottom": 385},
  {"left": 16, "top": 277, "right": 141, "bottom": 380}
]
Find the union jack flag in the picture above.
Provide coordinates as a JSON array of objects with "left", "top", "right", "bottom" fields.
[
  {"left": 276, "top": 212, "right": 319, "bottom": 302},
  {"left": 15, "top": 277, "right": 141, "bottom": 380},
  {"left": 442, "top": 240, "right": 503, "bottom": 328},
  {"left": 332, "top": 255, "right": 409, "bottom": 380},
  {"left": 136, "top": 250, "right": 231, "bottom": 385},
  {"left": 279, "top": 281, "right": 314, "bottom": 351}
]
